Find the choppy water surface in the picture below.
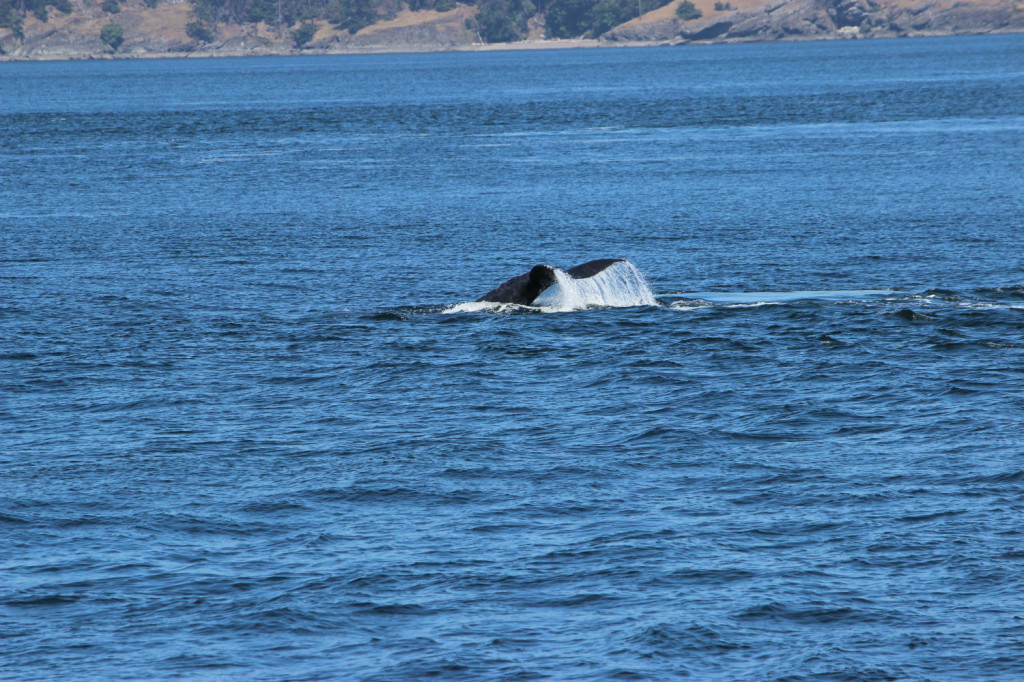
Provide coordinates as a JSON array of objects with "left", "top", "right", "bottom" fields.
[{"left": 4, "top": 36, "right": 1024, "bottom": 680}]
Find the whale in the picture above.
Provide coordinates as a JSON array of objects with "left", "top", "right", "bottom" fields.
[{"left": 477, "top": 259, "right": 626, "bottom": 305}]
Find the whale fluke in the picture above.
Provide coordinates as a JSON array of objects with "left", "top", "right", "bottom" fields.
[
  {"left": 565, "top": 259, "right": 624, "bottom": 280},
  {"left": 477, "top": 259, "right": 625, "bottom": 305}
]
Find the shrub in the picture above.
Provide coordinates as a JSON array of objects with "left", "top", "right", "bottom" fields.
[
  {"left": 185, "top": 20, "right": 216, "bottom": 41},
  {"left": 100, "top": 22, "right": 123, "bottom": 49},
  {"left": 143, "top": 0, "right": 159, "bottom": 7},
  {"left": 408, "top": 0, "right": 454, "bottom": 9},
  {"left": 675, "top": 0, "right": 701, "bottom": 20},
  {"left": 713, "top": 1, "right": 733, "bottom": 10},
  {"left": 101, "top": 0, "right": 120, "bottom": 13},
  {"left": 290, "top": 20, "right": 315, "bottom": 47}
]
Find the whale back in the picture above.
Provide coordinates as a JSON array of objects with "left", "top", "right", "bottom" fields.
[{"left": 477, "top": 264, "right": 558, "bottom": 305}]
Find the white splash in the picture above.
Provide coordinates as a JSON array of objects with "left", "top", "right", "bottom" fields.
[
  {"left": 443, "top": 260, "right": 658, "bottom": 314},
  {"left": 531, "top": 260, "right": 658, "bottom": 311}
]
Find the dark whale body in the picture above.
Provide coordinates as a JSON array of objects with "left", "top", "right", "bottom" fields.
[{"left": 477, "top": 259, "right": 625, "bottom": 305}]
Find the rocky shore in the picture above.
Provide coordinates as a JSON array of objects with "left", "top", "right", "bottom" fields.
[
  {"left": 1, "top": 0, "right": 1022, "bottom": 61},
  {"left": 608, "top": 0, "right": 1024, "bottom": 44}
]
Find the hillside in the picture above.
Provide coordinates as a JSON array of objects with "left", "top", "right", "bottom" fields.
[{"left": 1, "top": 0, "right": 1023, "bottom": 59}]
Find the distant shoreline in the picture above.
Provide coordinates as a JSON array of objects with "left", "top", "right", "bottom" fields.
[
  {"left": 4, "top": 31, "right": 1024, "bottom": 62},
  {"left": 0, "top": 38, "right": 622, "bottom": 61}
]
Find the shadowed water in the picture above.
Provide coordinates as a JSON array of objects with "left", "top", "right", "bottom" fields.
[{"left": 3, "top": 35, "right": 1024, "bottom": 680}]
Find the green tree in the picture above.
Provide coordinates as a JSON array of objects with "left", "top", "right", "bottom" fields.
[
  {"left": 101, "top": 0, "right": 121, "bottom": 13},
  {"left": 1, "top": 0, "right": 70, "bottom": 28},
  {"left": 100, "top": 22, "right": 124, "bottom": 49},
  {"left": 245, "top": 0, "right": 277, "bottom": 23},
  {"left": 408, "top": 0, "right": 454, "bottom": 9},
  {"left": 675, "top": 0, "right": 701, "bottom": 20},
  {"left": 326, "top": 0, "right": 376, "bottom": 33},
  {"left": 291, "top": 20, "right": 316, "bottom": 46},
  {"left": 474, "top": 0, "right": 532, "bottom": 42},
  {"left": 545, "top": 0, "right": 671, "bottom": 38},
  {"left": 4, "top": 13, "right": 25, "bottom": 39},
  {"left": 544, "top": 0, "right": 591, "bottom": 38},
  {"left": 186, "top": 20, "right": 217, "bottom": 41}
]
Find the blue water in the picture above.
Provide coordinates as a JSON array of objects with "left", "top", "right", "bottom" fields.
[{"left": 3, "top": 35, "right": 1024, "bottom": 680}]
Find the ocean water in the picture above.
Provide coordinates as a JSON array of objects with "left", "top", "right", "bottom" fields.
[{"left": 3, "top": 35, "right": 1024, "bottom": 680}]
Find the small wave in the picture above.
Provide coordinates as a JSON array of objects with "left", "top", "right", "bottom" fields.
[
  {"left": 5, "top": 593, "right": 82, "bottom": 607},
  {"left": 920, "top": 288, "right": 962, "bottom": 300},
  {"left": 0, "top": 352, "right": 38, "bottom": 361},
  {"left": 897, "top": 509, "right": 967, "bottom": 523},
  {"left": 736, "top": 601, "right": 876, "bottom": 624},
  {"left": 354, "top": 602, "right": 440, "bottom": 616},
  {"left": 978, "top": 284, "right": 1024, "bottom": 299},
  {"left": 968, "top": 470, "right": 1024, "bottom": 484},
  {"left": 628, "top": 623, "right": 748, "bottom": 652}
]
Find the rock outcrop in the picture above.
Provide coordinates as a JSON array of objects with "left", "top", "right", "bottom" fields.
[{"left": 605, "top": 0, "right": 1024, "bottom": 44}]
